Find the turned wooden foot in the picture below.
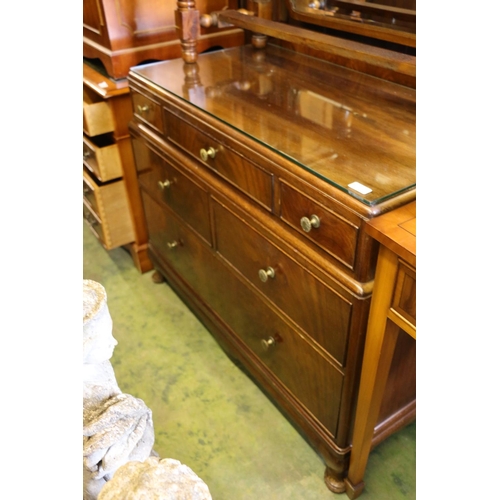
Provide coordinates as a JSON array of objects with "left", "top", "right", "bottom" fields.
[
  {"left": 324, "top": 466, "right": 346, "bottom": 494},
  {"left": 151, "top": 271, "right": 166, "bottom": 284}
]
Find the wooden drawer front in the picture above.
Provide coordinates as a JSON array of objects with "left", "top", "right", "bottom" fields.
[
  {"left": 163, "top": 107, "right": 273, "bottom": 210},
  {"left": 202, "top": 247, "right": 344, "bottom": 437},
  {"left": 83, "top": 135, "right": 123, "bottom": 182},
  {"left": 83, "top": 169, "right": 134, "bottom": 249},
  {"left": 214, "top": 201, "right": 352, "bottom": 366},
  {"left": 142, "top": 191, "right": 214, "bottom": 292},
  {"left": 131, "top": 90, "right": 163, "bottom": 134},
  {"left": 83, "top": 87, "right": 114, "bottom": 137},
  {"left": 392, "top": 260, "right": 416, "bottom": 327},
  {"left": 280, "top": 182, "right": 359, "bottom": 269},
  {"left": 143, "top": 189, "right": 343, "bottom": 436},
  {"left": 132, "top": 138, "right": 212, "bottom": 244},
  {"left": 230, "top": 292, "right": 344, "bottom": 437}
]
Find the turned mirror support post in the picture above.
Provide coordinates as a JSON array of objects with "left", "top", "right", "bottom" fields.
[{"left": 176, "top": 0, "right": 201, "bottom": 63}]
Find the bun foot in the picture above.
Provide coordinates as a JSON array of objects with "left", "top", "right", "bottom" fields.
[
  {"left": 151, "top": 271, "right": 165, "bottom": 284},
  {"left": 324, "top": 466, "right": 346, "bottom": 494}
]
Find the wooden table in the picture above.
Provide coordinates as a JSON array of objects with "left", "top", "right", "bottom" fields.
[{"left": 345, "top": 201, "right": 416, "bottom": 498}]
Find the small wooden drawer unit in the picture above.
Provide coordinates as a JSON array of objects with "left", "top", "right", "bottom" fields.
[
  {"left": 128, "top": 44, "right": 416, "bottom": 494},
  {"left": 83, "top": 62, "right": 152, "bottom": 271}
]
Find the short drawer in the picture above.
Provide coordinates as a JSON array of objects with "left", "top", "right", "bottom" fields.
[
  {"left": 280, "top": 181, "right": 359, "bottom": 270},
  {"left": 132, "top": 137, "right": 212, "bottom": 244},
  {"left": 83, "top": 169, "right": 134, "bottom": 249},
  {"left": 131, "top": 90, "right": 163, "bottom": 133},
  {"left": 392, "top": 260, "right": 416, "bottom": 327},
  {"left": 83, "top": 87, "right": 114, "bottom": 137},
  {"left": 214, "top": 200, "right": 352, "bottom": 366},
  {"left": 163, "top": 106, "right": 273, "bottom": 211},
  {"left": 83, "top": 135, "right": 123, "bottom": 182}
]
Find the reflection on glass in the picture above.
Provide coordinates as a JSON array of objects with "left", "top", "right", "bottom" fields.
[
  {"left": 131, "top": 45, "right": 415, "bottom": 205},
  {"left": 291, "top": 0, "right": 416, "bottom": 34}
]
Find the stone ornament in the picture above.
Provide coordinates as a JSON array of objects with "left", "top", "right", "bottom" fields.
[
  {"left": 83, "top": 280, "right": 155, "bottom": 500},
  {"left": 97, "top": 457, "right": 213, "bottom": 500}
]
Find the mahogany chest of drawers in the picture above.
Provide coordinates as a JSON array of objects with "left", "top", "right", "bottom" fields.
[{"left": 128, "top": 44, "right": 416, "bottom": 492}]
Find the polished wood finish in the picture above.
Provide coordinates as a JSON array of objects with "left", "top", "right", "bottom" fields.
[
  {"left": 83, "top": 0, "right": 245, "bottom": 79},
  {"left": 128, "top": 42, "right": 415, "bottom": 492},
  {"left": 217, "top": 10, "right": 415, "bottom": 77},
  {"left": 345, "top": 201, "right": 416, "bottom": 498},
  {"left": 83, "top": 62, "right": 153, "bottom": 273},
  {"left": 284, "top": 0, "right": 416, "bottom": 48}
]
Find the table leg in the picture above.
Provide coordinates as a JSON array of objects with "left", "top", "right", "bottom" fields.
[{"left": 345, "top": 246, "right": 400, "bottom": 498}]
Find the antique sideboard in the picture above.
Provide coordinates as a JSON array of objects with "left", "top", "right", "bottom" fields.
[{"left": 128, "top": 0, "right": 416, "bottom": 494}]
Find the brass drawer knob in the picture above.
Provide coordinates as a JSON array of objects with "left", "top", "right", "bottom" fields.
[
  {"left": 167, "top": 240, "right": 180, "bottom": 250},
  {"left": 158, "top": 179, "right": 172, "bottom": 190},
  {"left": 300, "top": 214, "right": 320, "bottom": 233},
  {"left": 258, "top": 267, "right": 275, "bottom": 282},
  {"left": 200, "top": 147, "right": 216, "bottom": 161},
  {"left": 83, "top": 150, "right": 91, "bottom": 160},
  {"left": 261, "top": 336, "right": 276, "bottom": 351},
  {"left": 137, "top": 104, "right": 150, "bottom": 114}
]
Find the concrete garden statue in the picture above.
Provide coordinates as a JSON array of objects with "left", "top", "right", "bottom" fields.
[{"left": 83, "top": 279, "right": 155, "bottom": 500}]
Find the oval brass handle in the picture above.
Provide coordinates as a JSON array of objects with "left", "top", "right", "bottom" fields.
[
  {"left": 167, "top": 240, "right": 180, "bottom": 249},
  {"left": 261, "top": 336, "right": 276, "bottom": 351},
  {"left": 258, "top": 267, "right": 275, "bottom": 282},
  {"left": 158, "top": 179, "right": 172, "bottom": 190},
  {"left": 200, "top": 147, "right": 216, "bottom": 161},
  {"left": 300, "top": 214, "right": 320, "bottom": 233},
  {"left": 83, "top": 150, "right": 91, "bottom": 160},
  {"left": 137, "top": 104, "right": 150, "bottom": 114}
]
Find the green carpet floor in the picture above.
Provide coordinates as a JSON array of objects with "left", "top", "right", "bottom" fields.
[{"left": 83, "top": 221, "right": 416, "bottom": 499}]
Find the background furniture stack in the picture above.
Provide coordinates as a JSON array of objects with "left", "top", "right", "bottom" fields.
[{"left": 83, "top": 0, "right": 244, "bottom": 272}]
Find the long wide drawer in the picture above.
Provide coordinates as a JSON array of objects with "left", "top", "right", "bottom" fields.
[
  {"left": 213, "top": 199, "right": 352, "bottom": 366},
  {"left": 142, "top": 189, "right": 344, "bottom": 437}
]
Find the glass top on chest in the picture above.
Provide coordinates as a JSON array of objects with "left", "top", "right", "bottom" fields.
[{"left": 131, "top": 44, "right": 415, "bottom": 205}]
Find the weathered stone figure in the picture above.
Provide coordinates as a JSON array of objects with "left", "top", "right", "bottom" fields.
[
  {"left": 97, "top": 457, "right": 213, "bottom": 500},
  {"left": 83, "top": 280, "right": 155, "bottom": 500}
]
